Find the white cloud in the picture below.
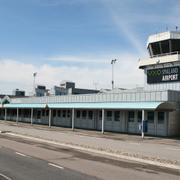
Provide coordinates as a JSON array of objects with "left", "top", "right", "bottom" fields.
[
  {"left": 0, "top": 54, "right": 144, "bottom": 95},
  {"left": 47, "top": 55, "right": 108, "bottom": 64}
]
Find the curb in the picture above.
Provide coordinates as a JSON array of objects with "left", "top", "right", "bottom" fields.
[{"left": 2, "top": 132, "right": 180, "bottom": 171}]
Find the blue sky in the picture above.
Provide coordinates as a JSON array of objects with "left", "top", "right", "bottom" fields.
[{"left": 0, "top": 0, "right": 180, "bottom": 94}]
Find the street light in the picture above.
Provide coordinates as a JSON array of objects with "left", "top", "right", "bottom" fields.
[
  {"left": 111, "top": 59, "right": 117, "bottom": 89},
  {"left": 33, "top": 72, "right": 37, "bottom": 96}
]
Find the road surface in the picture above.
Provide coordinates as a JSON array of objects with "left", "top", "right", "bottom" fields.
[{"left": 0, "top": 134, "right": 180, "bottom": 180}]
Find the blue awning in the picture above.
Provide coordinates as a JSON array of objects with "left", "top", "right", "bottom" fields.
[
  {"left": 48, "top": 102, "right": 169, "bottom": 110},
  {"left": 3, "top": 102, "right": 175, "bottom": 111},
  {"left": 4, "top": 103, "right": 48, "bottom": 109}
]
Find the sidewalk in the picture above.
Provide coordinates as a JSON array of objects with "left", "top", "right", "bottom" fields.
[{"left": 0, "top": 121, "right": 180, "bottom": 169}]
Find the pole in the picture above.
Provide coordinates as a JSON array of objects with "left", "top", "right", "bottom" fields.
[
  {"left": 111, "top": 59, "right": 117, "bottom": 89},
  {"left": 49, "top": 109, "right": 51, "bottom": 128},
  {"left": 112, "top": 63, "right": 114, "bottom": 89},
  {"left": 102, "top": 109, "right": 104, "bottom": 134},
  {"left": 142, "top": 109, "right": 145, "bottom": 139},
  {"left": 33, "top": 72, "right": 37, "bottom": 96},
  {"left": 16, "top": 108, "right": 19, "bottom": 123},
  {"left": 5, "top": 108, "right": 7, "bottom": 121},
  {"left": 72, "top": 108, "right": 74, "bottom": 131},
  {"left": 31, "top": 108, "right": 33, "bottom": 125}
]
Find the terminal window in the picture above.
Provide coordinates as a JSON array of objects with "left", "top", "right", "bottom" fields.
[
  {"left": 128, "top": 111, "right": 135, "bottom": 122},
  {"left": 106, "top": 111, "right": 112, "bottom": 121},
  {"left": 76, "top": 110, "right": 81, "bottom": 118},
  {"left": 62, "top": 110, "right": 66, "bottom": 118},
  {"left": 42, "top": 110, "right": 45, "bottom": 116},
  {"left": 88, "top": 111, "right": 93, "bottom": 120},
  {"left": 114, "top": 111, "right": 120, "bottom": 121},
  {"left": 58, "top": 110, "right": 61, "bottom": 117},
  {"left": 158, "top": 112, "right": 165, "bottom": 124},
  {"left": 82, "top": 110, "right": 87, "bottom": 118},
  {"left": 53, "top": 110, "right": 56, "bottom": 117},
  {"left": 147, "top": 111, "right": 154, "bottom": 123},
  {"left": 99, "top": 111, "right": 102, "bottom": 119},
  {"left": 137, "top": 111, "right": 142, "bottom": 122},
  {"left": 67, "top": 110, "right": 70, "bottom": 118},
  {"left": 46, "top": 110, "right": 49, "bottom": 116}
]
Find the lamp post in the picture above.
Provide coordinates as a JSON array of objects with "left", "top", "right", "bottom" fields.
[
  {"left": 33, "top": 72, "right": 37, "bottom": 96},
  {"left": 111, "top": 59, "right": 117, "bottom": 89}
]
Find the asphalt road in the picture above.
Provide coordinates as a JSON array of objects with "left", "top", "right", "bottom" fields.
[
  {"left": 1, "top": 122, "right": 180, "bottom": 165},
  {"left": 0, "top": 147, "right": 98, "bottom": 180},
  {"left": 0, "top": 134, "right": 180, "bottom": 180}
]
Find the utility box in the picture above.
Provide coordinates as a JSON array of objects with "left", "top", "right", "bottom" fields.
[
  {"left": 139, "top": 121, "right": 148, "bottom": 133},
  {"left": 142, "top": 120, "right": 148, "bottom": 133}
]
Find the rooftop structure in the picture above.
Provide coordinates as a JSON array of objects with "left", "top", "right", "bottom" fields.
[
  {"left": 12, "top": 89, "right": 25, "bottom": 97},
  {"left": 50, "top": 81, "right": 99, "bottom": 96}
]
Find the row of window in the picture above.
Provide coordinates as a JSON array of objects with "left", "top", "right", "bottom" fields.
[
  {"left": 76, "top": 110, "right": 93, "bottom": 119},
  {"left": 51, "top": 110, "right": 71, "bottom": 118},
  {"left": 0, "top": 109, "right": 165, "bottom": 123},
  {"left": 128, "top": 111, "right": 165, "bottom": 124},
  {"left": 76, "top": 110, "right": 121, "bottom": 121}
]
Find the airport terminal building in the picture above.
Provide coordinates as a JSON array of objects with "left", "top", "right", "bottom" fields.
[{"left": 1, "top": 31, "right": 180, "bottom": 137}]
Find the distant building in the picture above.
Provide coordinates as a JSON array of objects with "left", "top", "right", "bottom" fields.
[
  {"left": 12, "top": 89, "right": 25, "bottom": 97},
  {"left": 51, "top": 86, "right": 67, "bottom": 96},
  {"left": 50, "top": 81, "right": 99, "bottom": 96},
  {"left": 35, "top": 85, "right": 49, "bottom": 97}
]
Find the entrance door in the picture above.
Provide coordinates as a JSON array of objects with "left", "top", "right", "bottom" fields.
[
  {"left": 156, "top": 112, "right": 167, "bottom": 136},
  {"left": 146, "top": 111, "right": 156, "bottom": 135}
]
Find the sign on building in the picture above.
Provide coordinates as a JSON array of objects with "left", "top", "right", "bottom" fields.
[{"left": 147, "top": 66, "right": 180, "bottom": 84}]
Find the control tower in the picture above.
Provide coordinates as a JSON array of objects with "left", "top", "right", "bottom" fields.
[{"left": 139, "top": 31, "right": 180, "bottom": 91}]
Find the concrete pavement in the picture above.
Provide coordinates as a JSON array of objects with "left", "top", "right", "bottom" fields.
[{"left": 0, "top": 121, "right": 180, "bottom": 169}]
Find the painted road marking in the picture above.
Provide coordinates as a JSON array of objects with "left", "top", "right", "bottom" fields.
[
  {"left": 0, "top": 173, "right": 12, "bottom": 180},
  {"left": 166, "top": 148, "right": 180, "bottom": 151},
  {"left": 48, "top": 163, "right": 64, "bottom": 170},
  {"left": 15, "top": 152, "right": 27, "bottom": 157}
]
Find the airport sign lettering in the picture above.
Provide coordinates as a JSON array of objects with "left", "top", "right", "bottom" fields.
[{"left": 147, "top": 66, "right": 180, "bottom": 84}]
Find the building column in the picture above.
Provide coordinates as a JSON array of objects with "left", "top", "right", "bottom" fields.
[
  {"left": 142, "top": 109, "right": 145, "bottom": 139},
  {"left": 31, "top": 108, "right": 33, "bottom": 125},
  {"left": 102, "top": 109, "right": 105, "bottom": 134},
  {"left": 5, "top": 108, "right": 7, "bottom": 121},
  {"left": 72, "top": 108, "right": 75, "bottom": 131},
  {"left": 16, "top": 108, "right": 19, "bottom": 123},
  {"left": 49, "top": 109, "right": 51, "bottom": 128}
]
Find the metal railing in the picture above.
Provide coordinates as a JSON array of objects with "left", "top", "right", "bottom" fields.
[
  {"left": 10, "top": 90, "right": 172, "bottom": 104},
  {"left": 150, "top": 51, "right": 180, "bottom": 58}
]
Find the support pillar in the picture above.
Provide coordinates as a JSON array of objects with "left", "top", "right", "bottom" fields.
[
  {"left": 72, "top": 108, "right": 75, "bottom": 131},
  {"left": 5, "top": 108, "right": 7, "bottom": 121},
  {"left": 102, "top": 109, "right": 104, "bottom": 134},
  {"left": 49, "top": 109, "right": 51, "bottom": 128},
  {"left": 142, "top": 109, "right": 145, "bottom": 139},
  {"left": 31, "top": 108, "right": 33, "bottom": 125},
  {"left": 16, "top": 108, "right": 19, "bottom": 123}
]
